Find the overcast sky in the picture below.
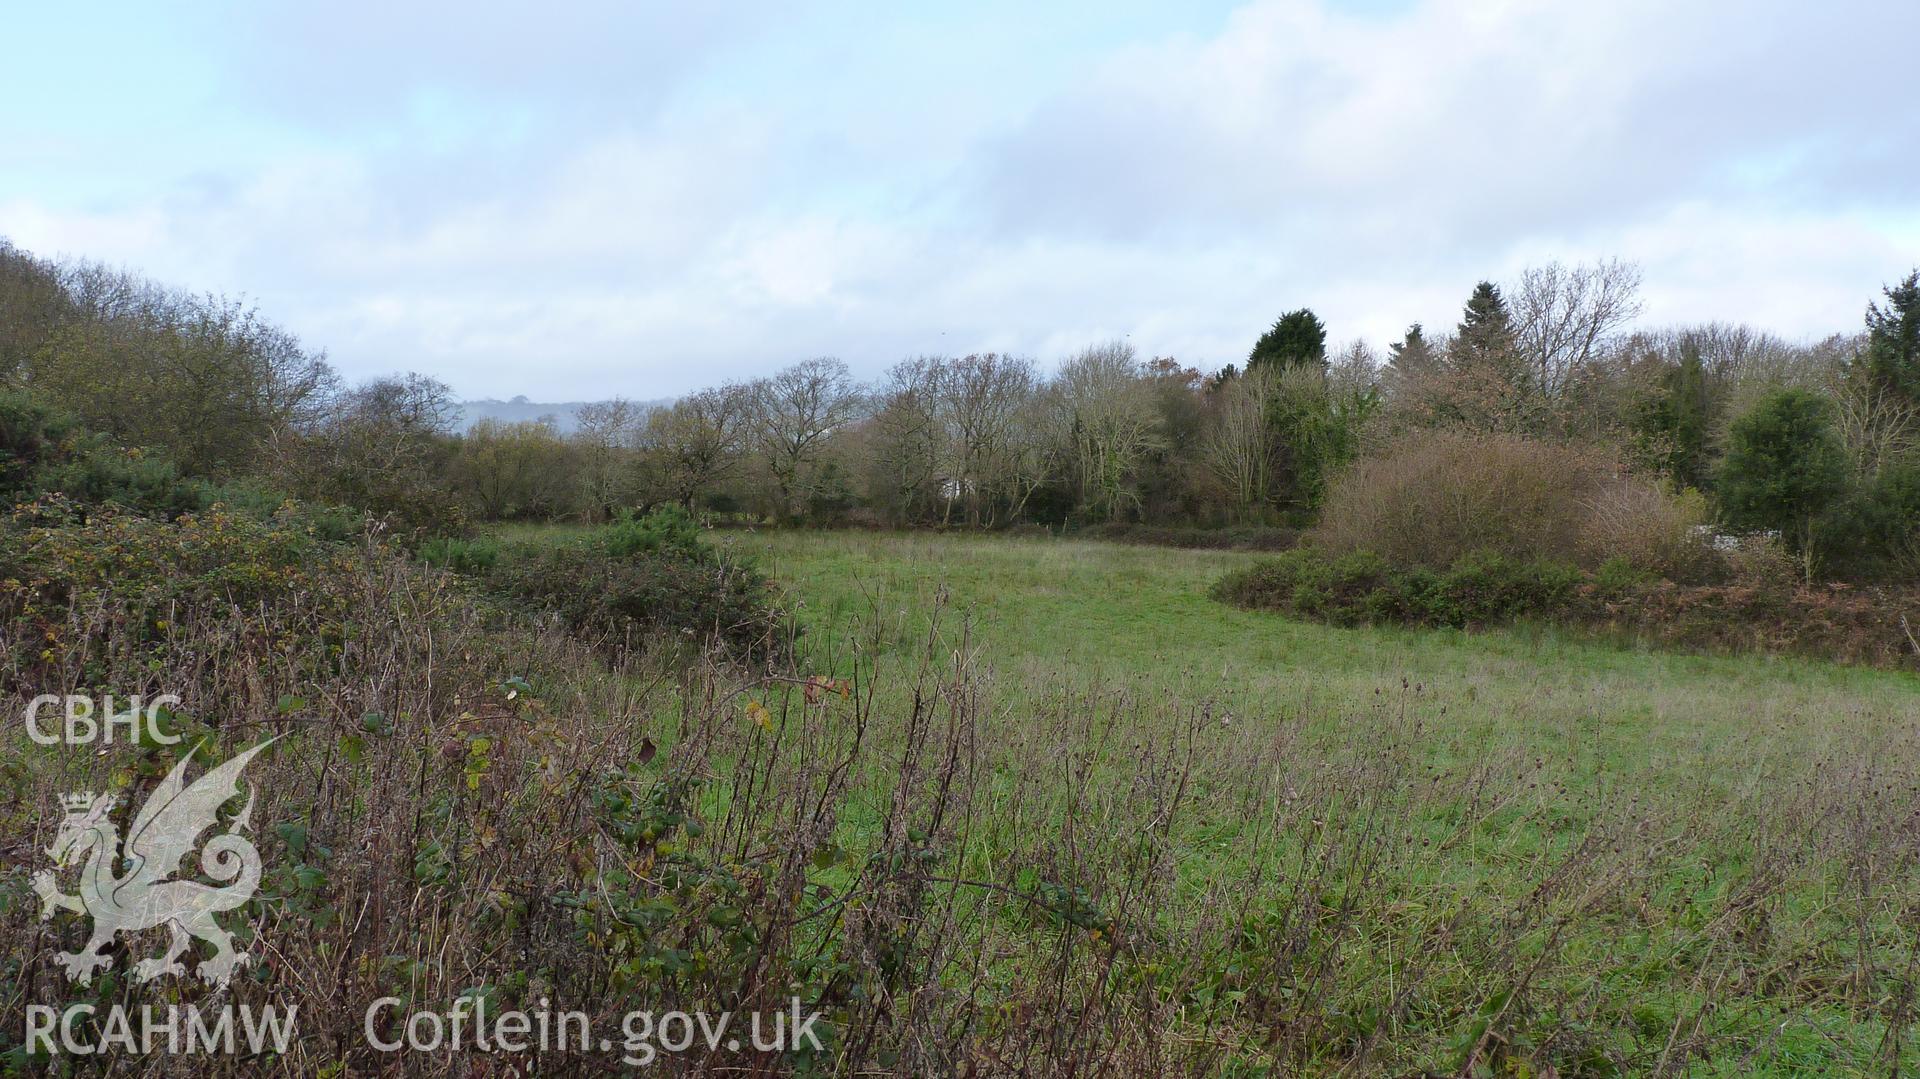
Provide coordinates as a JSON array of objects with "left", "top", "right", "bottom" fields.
[{"left": 5, "top": 0, "right": 1917, "bottom": 399}]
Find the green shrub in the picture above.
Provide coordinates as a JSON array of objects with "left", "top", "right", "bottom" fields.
[
  {"left": 0, "top": 390, "right": 210, "bottom": 517},
  {"left": 409, "top": 510, "right": 786, "bottom": 659},
  {"left": 1718, "top": 388, "right": 1848, "bottom": 562},
  {"left": 419, "top": 535, "right": 502, "bottom": 576},
  {"left": 1, "top": 500, "right": 364, "bottom": 679},
  {"left": 604, "top": 504, "right": 706, "bottom": 561},
  {"left": 1212, "top": 547, "right": 1584, "bottom": 629},
  {"left": 1216, "top": 543, "right": 1920, "bottom": 668},
  {"left": 1822, "top": 459, "right": 1920, "bottom": 580},
  {"left": 482, "top": 512, "right": 784, "bottom": 659},
  {"left": 0, "top": 390, "right": 73, "bottom": 501},
  {"left": 1593, "top": 555, "right": 1653, "bottom": 597},
  {"left": 1432, "top": 549, "right": 1582, "bottom": 626},
  {"left": 485, "top": 537, "right": 785, "bottom": 660},
  {"left": 0, "top": 389, "right": 363, "bottom": 540}
]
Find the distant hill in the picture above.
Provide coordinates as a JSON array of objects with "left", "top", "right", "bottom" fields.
[{"left": 456, "top": 396, "right": 670, "bottom": 434}]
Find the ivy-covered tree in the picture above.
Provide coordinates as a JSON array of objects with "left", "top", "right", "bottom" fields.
[
  {"left": 1718, "top": 388, "right": 1848, "bottom": 575},
  {"left": 1264, "top": 364, "right": 1379, "bottom": 515},
  {"left": 1629, "top": 344, "right": 1711, "bottom": 490},
  {"left": 1248, "top": 309, "right": 1327, "bottom": 372}
]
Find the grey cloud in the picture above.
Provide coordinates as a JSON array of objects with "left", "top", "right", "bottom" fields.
[
  {"left": 7, "top": 0, "right": 1916, "bottom": 400},
  {"left": 219, "top": 3, "right": 782, "bottom": 134},
  {"left": 971, "top": 0, "right": 1920, "bottom": 251}
]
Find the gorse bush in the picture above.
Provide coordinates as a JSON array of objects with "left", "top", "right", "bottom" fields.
[
  {"left": 1213, "top": 547, "right": 1585, "bottom": 629},
  {"left": 604, "top": 503, "right": 706, "bottom": 561},
  {"left": 408, "top": 508, "right": 785, "bottom": 659},
  {"left": 1424, "top": 549, "right": 1588, "bottom": 626},
  {"left": 0, "top": 390, "right": 207, "bottom": 517},
  {"left": 0, "top": 390, "right": 364, "bottom": 539},
  {"left": 482, "top": 512, "right": 786, "bottom": 660},
  {"left": 486, "top": 541, "right": 786, "bottom": 659},
  {"left": 0, "top": 391, "right": 67, "bottom": 501},
  {"left": 1217, "top": 544, "right": 1920, "bottom": 669}
]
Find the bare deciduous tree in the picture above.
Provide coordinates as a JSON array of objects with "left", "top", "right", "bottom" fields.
[
  {"left": 1513, "top": 258, "right": 1643, "bottom": 398},
  {"left": 637, "top": 384, "right": 750, "bottom": 511},
  {"left": 866, "top": 357, "right": 945, "bottom": 524},
  {"left": 1829, "top": 365, "right": 1920, "bottom": 478},
  {"left": 749, "top": 357, "right": 866, "bottom": 522},
  {"left": 1200, "top": 365, "right": 1276, "bottom": 519},
  {"left": 0, "top": 240, "right": 71, "bottom": 381},
  {"left": 455, "top": 417, "right": 573, "bottom": 520},
  {"left": 1328, "top": 339, "right": 1381, "bottom": 401},
  {"left": 27, "top": 262, "right": 336, "bottom": 473},
  {"left": 572, "top": 398, "right": 643, "bottom": 520},
  {"left": 266, "top": 373, "right": 462, "bottom": 530},
  {"left": 1052, "top": 341, "right": 1163, "bottom": 521},
  {"left": 1000, "top": 389, "right": 1058, "bottom": 523},
  {"left": 938, "top": 353, "right": 1038, "bottom": 526}
]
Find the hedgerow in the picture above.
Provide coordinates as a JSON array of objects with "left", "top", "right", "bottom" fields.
[{"left": 1215, "top": 546, "right": 1920, "bottom": 669}]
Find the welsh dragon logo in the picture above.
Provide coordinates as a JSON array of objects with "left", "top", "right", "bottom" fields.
[{"left": 33, "top": 738, "right": 278, "bottom": 987}]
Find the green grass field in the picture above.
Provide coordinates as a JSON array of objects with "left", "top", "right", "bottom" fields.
[
  {"left": 480, "top": 525, "right": 1920, "bottom": 1073},
  {"left": 734, "top": 531, "right": 1919, "bottom": 1074},
  {"left": 742, "top": 529, "right": 1912, "bottom": 791}
]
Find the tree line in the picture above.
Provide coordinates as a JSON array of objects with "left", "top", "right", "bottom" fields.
[{"left": 2, "top": 237, "right": 1914, "bottom": 576}]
